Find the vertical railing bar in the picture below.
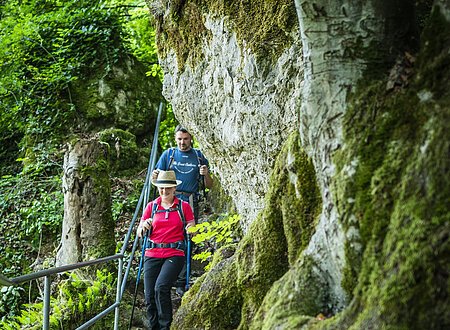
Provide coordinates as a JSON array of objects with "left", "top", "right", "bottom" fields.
[
  {"left": 114, "top": 258, "right": 123, "bottom": 330},
  {"left": 43, "top": 276, "right": 51, "bottom": 330},
  {"left": 120, "top": 234, "right": 140, "bottom": 297}
]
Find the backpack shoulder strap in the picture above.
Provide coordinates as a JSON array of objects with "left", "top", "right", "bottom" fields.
[
  {"left": 193, "top": 148, "right": 206, "bottom": 194},
  {"left": 178, "top": 201, "right": 188, "bottom": 241},
  {"left": 193, "top": 148, "right": 203, "bottom": 166},
  {"left": 152, "top": 202, "right": 185, "bottom": 228},
  {"left": 178, "top": 201, "right": 186, "bottom": 227},
  {"left": 151, "top": 202, "right": 158, "bottom": 218},
  {"left": 168, "top": 147, "right": 176, "bottom": 169}
]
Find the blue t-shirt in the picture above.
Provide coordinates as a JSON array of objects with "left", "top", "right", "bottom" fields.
[{"left": 155, "top": 148, "right": 209, "bottom": 195}]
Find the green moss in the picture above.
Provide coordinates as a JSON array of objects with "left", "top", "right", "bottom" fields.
[
  {"left": 98, "top": 128, "right": 143, "bottom": 176},
  {"left": 279, "top": 132, "right": 321, "bottom": 263},
  {"left": 328, "top": 7, "right": 450, "bottom": 329},
  {"left": 71, "top": 55, "right": 161, "bottom": 136},
  {"left": 210, "top": 243, "right": 238, "bottom": 269},
  {"left": 414, "top": 6, "right": 450, "bottom": 98},
  {"left": 153, "top": 0, "right": 297, "bottom": 72},
  {"left": 172, "top": 130, "right": 323, "bottom": 329},
  {"left": 207, "top": 172, "right": 237, "bottom": 215},
  {"left": 74, "top": 139, "right": 115, "bottom": 261},
  {"left": 172, "top": 255, "right": 243, "bottom": 329},
  {"left": 80, "top": 159, "right": 110, "bottom": 196},
  {"left": 251, "top": 256, "right": 327, "bottom": 330},
  {"left": 235, "top": 130, "right": 321, "bottom": 329},
  {"left": 153, "top": 1, "right": 209, "bottom": 72}
]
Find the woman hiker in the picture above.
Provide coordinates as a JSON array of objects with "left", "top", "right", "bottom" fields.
[{"left": 137, "top": 170, "right": 195, "bottom": 330}]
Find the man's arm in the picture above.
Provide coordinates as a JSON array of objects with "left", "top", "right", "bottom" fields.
[{"left": 199, "top": 165, "right": 213, "bottom": 189}]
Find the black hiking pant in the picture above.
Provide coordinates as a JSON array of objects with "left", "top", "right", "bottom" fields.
[{"left": 144, "top": 256, "right": 184, "bottom": 330}]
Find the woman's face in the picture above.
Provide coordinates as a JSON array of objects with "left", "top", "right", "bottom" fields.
[{"left": 158, "top": 186, "right": 176, "bottom": 199}]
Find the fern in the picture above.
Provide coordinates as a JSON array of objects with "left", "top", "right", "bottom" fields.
[{"left": 0, "top": 269, "right": 115, "bottom": 328}]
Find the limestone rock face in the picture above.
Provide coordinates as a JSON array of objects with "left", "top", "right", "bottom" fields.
[
  {"left": 158, "top": 9, "right": 348, "bottom": 308},
  {"left": 151, "top": 2, "right": 448, "bottom": 329},
  {"left": 160, "top": 16, "right": 303, "bottom": 231}
]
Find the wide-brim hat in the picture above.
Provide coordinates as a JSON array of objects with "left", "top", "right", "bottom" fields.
[{"left": 151, "top": 170, "right": 182, "bottom": 187}]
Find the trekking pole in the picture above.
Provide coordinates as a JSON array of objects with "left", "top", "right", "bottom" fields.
[
  {"left": 185, "top": 235, "right": 191, "bottom": 291},
  {"left": 129, "top": 230, "right": 149, "bottom": 330}
]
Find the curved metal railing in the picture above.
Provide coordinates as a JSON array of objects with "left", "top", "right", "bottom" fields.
[{"left": 0, "top": 101, "right": 164, "bottom": 330}]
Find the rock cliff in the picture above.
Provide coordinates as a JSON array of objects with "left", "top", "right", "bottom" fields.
[{"left": 147, "top": 1, "right": 449, "bottom": 329}]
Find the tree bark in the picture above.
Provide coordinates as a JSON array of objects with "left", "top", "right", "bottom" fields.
[{"left": 56, "top": 136, "right": 114, "bottom": 267}]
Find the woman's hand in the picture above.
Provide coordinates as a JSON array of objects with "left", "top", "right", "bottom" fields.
[
  {"left": 186, "top": 222, "right": 195, "bottom": 237},
  {"left": 137, "top": 218, "right": 153, "bottom": 238}
]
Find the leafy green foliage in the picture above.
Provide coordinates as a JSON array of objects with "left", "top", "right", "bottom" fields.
[
  {"left": 0, "top": 0, "right": 164, "bottom": 177},
  {"left": 118, "top": 0, "right": 163, "bottom": 79},
  {"left": 189, "top": 214, "right": 241, "bottom": 270},
  {"left": 0, "top": 286, "right": 24, "bottom": 323},
  {"left": 0, "top": 172, "right": 63, "bottom": 320},
  {"left": 0, "top": 0, "right": 163, "bottom": 325},
  {"left": 0, "top": 174, "right": 63, "bottom": 276},
  {"left": 158, "top": 104, "right": 180, "bottom": 150},
  {"left": 0, "top": 269, "right": 115, "bottom": 329},
  {"left": 0, "top": 0, "right": 141, "bottom": 177}
]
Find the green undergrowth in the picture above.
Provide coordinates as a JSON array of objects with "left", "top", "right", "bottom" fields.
[
  {"left": 190, "top": 213, "right": 241, "bottom": 271},
  {"left": 0, "top": 269, "right": 115, "bottom": 329}
]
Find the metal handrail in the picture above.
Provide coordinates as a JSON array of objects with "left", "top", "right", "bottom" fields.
[
  {"left": 9, "top": 254, "right": 123, "bottom": 285},
  {"left": 0, "top": 101, "right": 165, "bottom": 330}
]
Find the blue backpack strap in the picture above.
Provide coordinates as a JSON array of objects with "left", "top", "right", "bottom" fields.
[
  {"left": 193, "top": 148, "right": 204, "bottom": 166},
  {"left": 167, "top": 147, "right": 176, "bottom": 169},
  {"left": 178, "top": 201, "right": 188, "bottom": 242},
  {"left": 151, "top": 202, "right": 158, "bottom": 218}
]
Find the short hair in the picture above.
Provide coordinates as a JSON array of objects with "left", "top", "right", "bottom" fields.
[{"left": 175, "top": 125, "right": 190, "bottom": 134}]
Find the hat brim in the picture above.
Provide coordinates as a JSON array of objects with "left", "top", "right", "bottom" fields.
[{"left": 151, "top": 179, "right": 182, "bottom": 188}]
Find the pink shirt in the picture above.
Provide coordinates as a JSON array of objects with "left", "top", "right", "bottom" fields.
[{"left": 141, "top": 196, "right": 194, "bottom": 258}]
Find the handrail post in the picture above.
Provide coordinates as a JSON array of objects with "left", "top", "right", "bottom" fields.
[
  {"left": 43, "top": 275, "right": 51, "bottom": 330},
  {"left": 114, "top": 258, "right": 123, "bottom": 330}
]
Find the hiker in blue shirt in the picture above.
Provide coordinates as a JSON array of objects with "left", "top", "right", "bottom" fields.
[
  {"left": 152, "top": 125, "right": 212, "bottom": 219},
  {"left": 152, "top": 125, "right": 213, "bottom": 295}
]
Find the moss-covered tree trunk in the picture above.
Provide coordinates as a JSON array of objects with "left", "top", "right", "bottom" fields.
[{"left": 56, "top": 136, "right": 114, "bottom": 266}]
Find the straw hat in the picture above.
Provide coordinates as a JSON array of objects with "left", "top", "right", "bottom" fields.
[{"left": 151, "top": 170, "right": 182, "bottom": 187}]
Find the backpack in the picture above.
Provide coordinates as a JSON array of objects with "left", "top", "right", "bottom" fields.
[{"left": 150, "top": 200, "right": 187, "bottom": 241}]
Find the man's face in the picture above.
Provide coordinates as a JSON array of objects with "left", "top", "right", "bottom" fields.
[{"left": 175, "top": 131, "right": 192, "bottom": 151}]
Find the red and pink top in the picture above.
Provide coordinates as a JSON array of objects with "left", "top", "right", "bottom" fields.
[{"left": 140, "top": 196, "right": 194, "bottom": 258}]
